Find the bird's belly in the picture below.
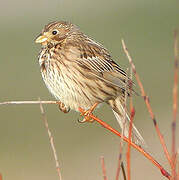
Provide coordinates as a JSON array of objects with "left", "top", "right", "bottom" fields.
[{"left": 41, "top": 65, "right": 104, "bottom": 111}]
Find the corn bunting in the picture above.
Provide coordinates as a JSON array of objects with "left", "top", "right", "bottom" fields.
[{"left": 35, "top": 21, "right": 144, "bottom": 145}]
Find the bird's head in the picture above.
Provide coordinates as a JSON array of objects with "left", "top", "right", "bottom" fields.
[{"left": 35, "top": 21, "right": 78, "bottom": 46}]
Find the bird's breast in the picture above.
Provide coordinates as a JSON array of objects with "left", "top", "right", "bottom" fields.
[{"left": 38, "top": 47, "right": 117, "bottom": 111}]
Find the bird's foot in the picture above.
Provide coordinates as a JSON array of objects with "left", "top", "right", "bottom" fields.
[
  {"left": 79, "top": 110, "right": 95, "bottom": 123},
  {"left": 78, "top": 103, "right": 99, "bottom": 123},
  {"left": 57, "top": 101, "right": 70, "bottom": 113}
]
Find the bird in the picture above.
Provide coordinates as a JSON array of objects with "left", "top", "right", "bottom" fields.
[{"left": 35, "top": 21, "right": 145, "bottom": 145}]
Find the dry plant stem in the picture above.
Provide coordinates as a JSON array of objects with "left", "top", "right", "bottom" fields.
[
  {"left": 0, "top": 100, "right": 58, "bottom": 106},
  {"left": 39, "top": 102, "right": 62, "bottom": 180},
  {"left": 172, "top": 30, "right": 178, "bottom": 180},
  {"left": 115, "top": 143, "right": 123, "bottom": 180},
  {"left": 126, "top": 107, "right": 135, "bottom": 180},
  {"left": 121, "top": 162, "right": 127, "bottom": 180},
  {"left": 116, "top": 68, "right": 129, "bottom": 180},
  {"left": 178, "top": 154, "right": 179, "bottom": 180},
  {"left": 79, "top": 107, "right": 171, "bottom": 179},
  {"left": 1, "top": 100, "right": 170, "bottom": 177},
  {"left": 172, "top": 153, "right": 178, "bottom": 180},
  {"left": 126, "top": 67, "right": 134, "bottom": 180},
  {"left": 121, "top": 39, "right": 173, "bottom": 167},
  {"left": 100, "top": 156, "right": 108, "bottom": 180},
  {"left": 0, "top": 173, "right": 2, "bottom": 180}
]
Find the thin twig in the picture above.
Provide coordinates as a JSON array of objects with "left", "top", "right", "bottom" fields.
[
  {"left": 177, "top": 149, "right": 179, "bottom": 180},
  {"left": 172, "top": 29, "right": 178, "bottom": 180},
  {"left": 116, "top": 68, "right": 129, "bottom": 180},
  {"left": 116, "top": 144, "right": 123, "bottom": 180},
  {"left": 173, "top": 153, "right": 178, "bottom": 180},
  {"left": 121, "top": 162, "right": 127, "bottom": 180},
  {"left": 100, "top": 156, "right": 108, "bottom": 180},
  {"left": 39, "top": 101, "right": 62, "bottom": 180},
  {"left": 126, "top": 65, "right": 134, "bottom": 180},
  {"left": 126, "top": 107, "right": 135, "bottom": 180},
  {"left": 121, "top": 39, "right": 173, "bottom": 168},
  {"left": 79, "top": 107, "right": 171, "bottom": 179},
  {"left": 0, "top": 100, "right": 57, "bottom": 106}
]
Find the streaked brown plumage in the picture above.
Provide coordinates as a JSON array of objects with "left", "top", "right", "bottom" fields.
[{"left": 35, "top": 21, "right": 144, "bottom": 145}]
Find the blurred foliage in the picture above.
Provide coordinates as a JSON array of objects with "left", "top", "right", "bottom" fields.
[{"left": 0, "top": 0, "right": 178, "bottom": 180}]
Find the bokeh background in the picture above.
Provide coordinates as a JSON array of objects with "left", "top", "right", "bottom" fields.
[{"left": 0, "top": 0, "right": 179, "bottom": 179}]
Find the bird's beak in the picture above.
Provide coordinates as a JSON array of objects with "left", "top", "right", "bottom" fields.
[{"left": 35, "top": 34, "right": 48, "bottom": 44}]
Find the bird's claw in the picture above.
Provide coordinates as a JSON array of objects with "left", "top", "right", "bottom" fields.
[
  {"left": 78, "top": 110, "right": 95, "bottom": 123},
  {"left": 57, "top": 101, "right": 70, "bottom": 113}
]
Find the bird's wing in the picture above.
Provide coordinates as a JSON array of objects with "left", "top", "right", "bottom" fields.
[{"left": 66, "top": 40, "right": 131, "bottom": 91}]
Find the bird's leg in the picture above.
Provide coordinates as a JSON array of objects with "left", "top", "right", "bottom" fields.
[
  {"left": 56, "top": 101, "right": 70, "bottom": 113},
  {"left": 79, "top": 103, "right": 99, "bottom": 123}
]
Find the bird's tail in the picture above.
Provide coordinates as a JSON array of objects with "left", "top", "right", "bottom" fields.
[{"left": 108, "top": 97, "right": 145, "bottom": 146}]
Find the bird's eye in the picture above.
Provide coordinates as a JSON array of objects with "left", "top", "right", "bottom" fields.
[{"left": 52, "top": 30, "right": 58, "bottom": 35}]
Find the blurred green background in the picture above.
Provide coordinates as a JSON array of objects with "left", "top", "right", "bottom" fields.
[{"left": 0, "top": 0, "right": 179, "bottom": 179}]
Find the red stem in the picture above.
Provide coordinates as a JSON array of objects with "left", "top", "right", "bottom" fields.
[
  {"left": 126, "top": 107, "right": 135, "bottom": 180},
  {"left": 115, "top": 142, "right": 123, "bottom": 180},
  {"left": 100, "top": 156, "right": 108, "bottom": 180},
  {"left": 79, "top": 107, "right": 171, "bottom": 179},
  {"left": 121, "top": 40, "right": 173, "bottom": 168},
  {"left": 171, "top": 30, "right": 178, "bottom": 180}
]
